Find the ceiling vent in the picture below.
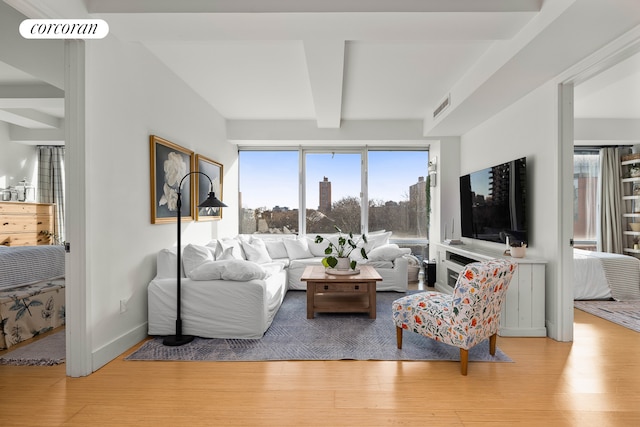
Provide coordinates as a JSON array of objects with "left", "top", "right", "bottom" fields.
[{"left": 433, "top": 95, "right": 450, "bottom": 118}]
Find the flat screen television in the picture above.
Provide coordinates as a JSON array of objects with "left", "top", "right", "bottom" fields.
[{"left": 459, "top": 157, "right": 528, "bottom": 246}]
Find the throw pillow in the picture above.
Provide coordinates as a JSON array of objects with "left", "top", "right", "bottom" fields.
[
  {"left": 264, "top": 239, "right": 288, "bottom": 259},
  {"left": 241, "top": 238, "right": 273, "bottom": 264},
  {"left": 188, "top": 259, "right": 269, "bottom": 281},
  {"left": 367, "top": 243, "right": 411, "bottom": 262},
  {"left": 182, "top": 244, "right": 214, "bottom": 276},
  {"left": 365, "top": 231, "right": 392, "bottom": 251},
  {"left": 218, "top": 238, "right": 245, "bottom": 260},
  {"left": 188, "top": 260, "right": 226, "bottom": 280},
  {"left": 217, "top": 246, "right": 236, "bottom": 260},
  {"left": 306, "top": 234, "right": 335, "bottom": 257},
  {"left": 221, "top": 259, "right": 268, "bottom": 281},
  {"left": 283, "top": 237, "right": 314, "bottom": 260}
]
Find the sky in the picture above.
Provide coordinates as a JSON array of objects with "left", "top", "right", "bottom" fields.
[{"left": 239, "top": 150, "right": 429, "bottom": 209}]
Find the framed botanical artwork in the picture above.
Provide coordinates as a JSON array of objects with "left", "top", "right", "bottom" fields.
[
  {"left": 149, "top": 135, "right": 194, "bottom": 224},
  {"left": 195, "top": 154, "right": 224, "bottom": 221}
]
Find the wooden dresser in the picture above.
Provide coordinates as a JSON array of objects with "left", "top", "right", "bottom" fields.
[{"left": 0, "top": 201, "right": 55, "bottom": 246}]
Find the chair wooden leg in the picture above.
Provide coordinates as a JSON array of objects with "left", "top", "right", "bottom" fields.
[
  {"left": 489, "top": 333, "right": 497, "bottom": 356},
  {"left": 460, "top": 348, "right": 469, "bottom": 376},
  {"left": 396, "top": 326, "right": 403, "bottom": 349}
]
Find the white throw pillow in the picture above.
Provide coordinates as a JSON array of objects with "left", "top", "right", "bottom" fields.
[
  {"left": 188, "top": 260, "right": 226, "bottom": 280},
  {"left": 241, "top": 238, "right": 273, "bottom": 264},
  {"left": 306, "top": 235, "right": 334, "bottom": 257},
  {"left": 218, "top": 238, "right": 245, "bottom": 260},
  {"left": 264, "top": 239, "right": 288, "bottom": 259},
  {"left": 182, "top": 244, "right": 215, "bottom": 276},
  {"left": 217, "top": 246, "right": 236, "bottom": 260},
  {"left": 221, "top": 260, "right": 268, "bottom": 281},
  {"left": 189, "top": 259, "right": 269, "bottom": 281},
  {"left": 367, "top": 243, "right": 411, "bottom": 262},
  {"left": 365, "top": 231, "right": 392, "bottom": 251},
  {"left": 283, "top": 237, "right": 314, "bottom": 260}
]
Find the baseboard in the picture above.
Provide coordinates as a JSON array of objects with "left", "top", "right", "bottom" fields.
[
  {"left": 498, "top": 326, "right": 547, "bottom": 337},
  {"left": 91, "top": 322, "right": 148, "bottom": 372}
]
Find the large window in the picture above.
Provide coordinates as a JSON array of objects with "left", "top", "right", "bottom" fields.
[
  {"left": 238, "top": 148, "right": 430, "bottom": 243},
  {"left": 239, "top": 151, "right": 299, "bottom": 234},
  {"left": 305, "top": 152, "right": 362, "bottom": 234},
  {"left": 368, "top": 150, "right": 429, "bottom": 240}
]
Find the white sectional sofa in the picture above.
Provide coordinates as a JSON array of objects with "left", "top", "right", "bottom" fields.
[{"left": 147, "top": 232, "right": 411, "bottom": 339}]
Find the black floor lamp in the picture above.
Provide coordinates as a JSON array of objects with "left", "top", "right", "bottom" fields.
[{"left": 163, "top": 171, "right": 227, "bottom": 347}]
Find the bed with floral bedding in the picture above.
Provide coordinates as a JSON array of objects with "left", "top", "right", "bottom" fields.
[{"left": 0, "top": 246, "right": 65, "bottom": 350}]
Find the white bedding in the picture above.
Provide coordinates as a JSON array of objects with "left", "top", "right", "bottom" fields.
[
  {"left": 148, "top": 268, "right": 287, "bottom": 339},
  {"left": 573, "top": 249, "right": 613, "bottom": 300},
  {"left": 573, "top": 249, "right": 640, "bottom": 300}
]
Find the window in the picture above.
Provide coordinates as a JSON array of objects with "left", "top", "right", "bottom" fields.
[
  {"left": 238, "top": 148, "right": 430, "bottom": 244},
  {"left": 305, "top": 152, "right": 362, "bottom": 234},
  {"left": 239, "top": 150, "right": 299, "bottom": 234},
  {"left": 573, "top": 150, "right": 599, "bottom": 249},
  {"left": 368, "top": 150, "right": 429, "bottom": 240}
]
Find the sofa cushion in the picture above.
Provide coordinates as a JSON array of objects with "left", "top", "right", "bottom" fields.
[
  {"left": 283, "top": 237, "right": 314, "bottom": 260},
  {"left": 367, "top": 243, "right": 411, "bottom": 262},
  {"left": 218, "top": 238, "right": 245, "bottom": 260},
  {"left": 264, "top": 239, "right": 288, "bottom": 259},
  {"left": 156, "top": 247, "right": 181, "bottom": 279},
  {"left": 189, "top": 259, "right": 269, "bottom": 281},
  {"left": 241, "top": 238, "right": 273, "bottom": 264},
  {"left": 182, "top": 244, "right": 215, "bottom": 276},
  {"left": 306, "top": 234, "right": 337, "bottom": 257}
]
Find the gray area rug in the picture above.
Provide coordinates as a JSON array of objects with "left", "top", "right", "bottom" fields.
[
  {"left": 0, "top": 330, "right": 65, "bottom": 366},
  {"left": 574, "top": 300, "right": 640, "bottom": 333},
  {"left": 127, "top": 291, "right": 512, "bottom": 362}
]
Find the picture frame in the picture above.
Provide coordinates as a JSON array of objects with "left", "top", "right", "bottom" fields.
[
  {"left": 149, "top": 135, "right": 194, "bottom": 224},
  {"left": 195, "top": 154, "right": 224, "bottom": 221}
]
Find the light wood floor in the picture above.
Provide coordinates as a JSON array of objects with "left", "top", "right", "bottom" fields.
[{"left": 1, "top": 303, "right": 639, "bottom": 426}]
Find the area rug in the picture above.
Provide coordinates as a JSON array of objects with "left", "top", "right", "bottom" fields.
[
  {"left": 574, "top": 300, "right": 640, "bottom": 333},
  {"left": 126, "top": 291, "right": 512, "bottom": 363},
  {"left": 0, "top": 330, "right": 65, "bottom": 366}
]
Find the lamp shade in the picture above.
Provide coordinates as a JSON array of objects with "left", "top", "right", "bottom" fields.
[{"left": 199, "top": 192, "right": 227, "bottom": 208}]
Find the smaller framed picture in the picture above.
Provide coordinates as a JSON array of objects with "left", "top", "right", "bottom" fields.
[
  {"left": 195, "top": 154, "right": 224, "bottom": 221},
  {"left": 149, "top": 135, "right": 194, "bottom": 224}
]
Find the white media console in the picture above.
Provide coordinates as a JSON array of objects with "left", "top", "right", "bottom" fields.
[{"left": 434, "top": 243, "right": 547, "bottom": 337}]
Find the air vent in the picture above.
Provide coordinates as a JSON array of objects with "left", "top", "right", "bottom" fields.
[{"left": 433, "top": 95, "right": 450, "bottom": 118}]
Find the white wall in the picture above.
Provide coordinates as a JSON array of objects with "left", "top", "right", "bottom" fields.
[
  {"left": 84, "top": 36, "right": 237, "bottom": 369},
  {"left": 0, "top": 122, "right": 38, "bottom": 191},
  {"left": 460, "top": 80, "right": 564, "bottom": 340}
]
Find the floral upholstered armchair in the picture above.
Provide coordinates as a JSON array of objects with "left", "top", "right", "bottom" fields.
[{"left": 392, "top": 259, "right": 516, "bottom": 375}]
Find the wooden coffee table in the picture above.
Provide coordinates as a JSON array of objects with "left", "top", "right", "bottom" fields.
[{"left": 301, "top": 265, "right": 383, "bottom": 319}]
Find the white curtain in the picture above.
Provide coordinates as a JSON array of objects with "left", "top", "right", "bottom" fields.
[
  {"left": 573, "top": 152, "right": 599, "bottom": 245},
  {"left": 38, "top": 146, "right": 65, "bottom": 243},
  {"left": 598, "top": 147, "right": 623, "bottom": 253}
]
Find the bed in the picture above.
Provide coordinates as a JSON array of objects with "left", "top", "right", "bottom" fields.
[
  {"left": 573, "top": 248, "right": 640, "bottom": 301},
  {"left": 0, "top": 245, "right": 65, "bottom": 349}
]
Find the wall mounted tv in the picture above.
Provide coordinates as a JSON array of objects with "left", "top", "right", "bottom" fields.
[{"left": 459, "top": 157, "right": 528, "bottom": 246}]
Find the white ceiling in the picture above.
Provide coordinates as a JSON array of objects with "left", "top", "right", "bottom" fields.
[{"left": 1, "top": 0, "right": 640, "bottom": 145}]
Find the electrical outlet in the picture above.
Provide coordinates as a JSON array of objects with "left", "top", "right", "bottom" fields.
[{"left": 119, "top": 299, "right": 127, "bottom": 313}]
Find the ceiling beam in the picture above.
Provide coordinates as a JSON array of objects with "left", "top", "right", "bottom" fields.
[
  {"left": 0, "top": 108, "right": 61, "bottom": 128},
  {"left": 303, "top": 40, "right": 345, "bottom": 129}
]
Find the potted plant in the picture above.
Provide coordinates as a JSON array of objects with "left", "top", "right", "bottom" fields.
[{"left": 315, "top": 226, "right": 368, "bottom": 270}]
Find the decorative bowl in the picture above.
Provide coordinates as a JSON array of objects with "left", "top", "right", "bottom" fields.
[{"left": 630, "top": 223, "right": 640, "bottom": 232}]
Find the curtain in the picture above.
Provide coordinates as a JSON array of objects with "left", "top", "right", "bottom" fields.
[
  {"left": 598, "top": 147, "right": 623, "bottom": 253},
  {"left": 573, "top": 152, "right": 599, "bottom": 247},
  {"left": 38, "top": 146, "right": 65, "bottom": 243}
]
